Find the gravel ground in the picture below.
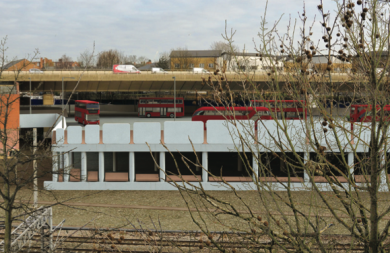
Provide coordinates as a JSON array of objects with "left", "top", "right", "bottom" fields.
[{"left": 8, "top": 189, "right": 390, "bottom": 234}]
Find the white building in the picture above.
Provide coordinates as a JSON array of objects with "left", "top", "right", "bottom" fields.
[{"left": 222, "top": 52, "right": 285, "bottom": 72}]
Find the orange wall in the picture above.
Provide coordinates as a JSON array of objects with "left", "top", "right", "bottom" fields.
[
  {"left": 0, "top": 94, "right": 20, "bottom": 129},
  {"left": 0, "top": 94, "right": 20, "bottom": 151}
]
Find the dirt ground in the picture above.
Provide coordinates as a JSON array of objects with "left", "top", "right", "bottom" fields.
[{"left": 7, "top": 188, "right": 390, "bottom": 235}]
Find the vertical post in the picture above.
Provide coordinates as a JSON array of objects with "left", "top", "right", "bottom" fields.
[
  {"left": 202, "top": 152, "right": 208, "bottom": 183},
  {"left": 61, "top": 76, "right": 75, "bottom": 129},
  {"left": 62, "top": 77, "right": 64, "bottom": 129},
  {"left": 99, "top": 152, "right": 104, "bottom": 182},
  {"left": 304, "top": 152, "right": 310, "bottom": 182},
  {"left": 172, "top": 76, "right": 176, "bottom": 121},
  {"left": 130, "top": 152, "right": 135, "bottom": 182},
  {"left": 81, "top": 152, "right": 87, "bottom": 182},
  {"left": 113, "top": 152, "right": 116, "bottom": 172},
  {"left": 49, "top": 207, "right": 53, "bottom": 252},
  {"left": 238, "top": 154, "right": 242, "bottom": 172},
  {"left": 29, "top": 78, "right": 32, "bottom": 114},
  {"left": 64, "top": 152, "right": 69, "bottom": 182},
  {"left": 154, "top": 152, "right": 158, "bottom": 172},
  {"left": 52, "top": 152, "right": 58, "bottom": 182},
  {"left": 159, "top": 152, "right": 165, "bottom": 182},
  {"left": 40, "top": 225, "right": 45, "bottom": 252},
  {"left": 33, "top": 128, "right": 38, "bottom": 208}
]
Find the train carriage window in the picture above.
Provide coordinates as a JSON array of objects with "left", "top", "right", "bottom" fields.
[
  {"left": 161, "top": 99, "right": 174, "bottom": 104},
  {"left": 194, "top": 111, "right": 205, "bottom": 116},
  {"left": 286, "top": 112, "right": 298, "bottom": 118},
  {"left": 167, "top": 108, "right": 182, "bottom": 112},
  {"left": 256, "top": 110, "right": 269, "bottom": 116},
  {"left": 204, "top": 111, "right": 216, "bottom": 116}
]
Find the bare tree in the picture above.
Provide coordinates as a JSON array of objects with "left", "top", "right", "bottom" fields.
[
  {"left": 77, "top": 49, "right": 95, "bottom": 68},
  {"left": 56, "top": 54, "right": 75, "bottom": 69},
  {"left": 96, "top": 49, "right": 126, "bottom": 69},
  {"left": 210, "top": 40, "right": 239, "bottom": 53},
  {"left": 149, "top": 1, "right": 390, "bottom": 252},
  {"left": 136, "top": 56, "right": 148, "bottom": 65},
  {"left": 0, "top": 40, "right": 102, "bottom": 253},
  {"left": 126, "top": 55, "right": 137, "bottom": 64}
]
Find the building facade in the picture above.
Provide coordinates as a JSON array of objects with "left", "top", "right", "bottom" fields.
[
  {"left": 170, "top": 50, "right": 222, "bottom": 71},
  {"left": 222, "top": 52, "right": 284, "bottom": 72},
  {"left": 44, "top": 119, "right": 377, "bottom": 191}
]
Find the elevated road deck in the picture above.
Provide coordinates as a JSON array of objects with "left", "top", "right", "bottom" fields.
[{"left": 0, "top": 71, "right": 352, "bottom": 92}]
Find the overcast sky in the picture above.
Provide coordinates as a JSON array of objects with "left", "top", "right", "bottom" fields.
[{"left": 0, "top": 0, "right": 340, "bottom": 63}]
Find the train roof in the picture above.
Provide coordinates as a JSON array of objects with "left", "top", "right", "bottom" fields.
[
  {"left": 251, "top": 100, "right": 305, "bottom": 102},
  {"left": 351, "top": 104, "right": 390, "bottom": 108},
  {"left": 139, "top": 97, "right": 184, "bottom": 100},
  {"left": 194, "top": 106, "right": 270, "bottom": 111},
  {"left": 75, "top": 100, "right": 99, "bottom": 104}
]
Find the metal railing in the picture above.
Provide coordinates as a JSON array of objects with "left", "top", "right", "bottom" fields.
[{"left": 0, "top": 207, "right": 52, "bottom": 252}]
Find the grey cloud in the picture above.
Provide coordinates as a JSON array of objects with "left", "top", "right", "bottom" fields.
[{"left": 0, "top": 0, "right": 339, "bottom": 62}]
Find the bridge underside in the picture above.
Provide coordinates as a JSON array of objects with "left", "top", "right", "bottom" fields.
[
  {"left": 19, "top": 80, "right": 246, "bottom": 92},
  {"left": 17, "top": 80, "right": 353, "bottom": 93}
]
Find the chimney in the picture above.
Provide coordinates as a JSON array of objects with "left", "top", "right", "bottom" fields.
[{"left": 40, "top": 58, "right": 43, "bottom": 69}]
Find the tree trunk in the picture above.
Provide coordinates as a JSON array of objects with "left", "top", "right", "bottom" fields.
[{"left": 3, "top": 199, "right": 12, "bottom": 253}]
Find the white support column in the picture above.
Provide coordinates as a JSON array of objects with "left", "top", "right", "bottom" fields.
[
  {"left": 380, "top": 153, "right": 386, "bottom": 186},
  {"left": 202, "top": 152, "right": 208, "bottom": 183},
  {"left": 64, "top": 152, "right": 70, "bottom": 182},
  {"left": 304, "top": 152, "right": 310, "bottom": 182},
  {"left": 130, "top": 152, "right": 135, "bottom": 182},
  {"left": 113, "top": 152, "right": 116, "bottom": 172},
  {"left": 159, "top": 152, "right": 165, "bottom": 182},
  {"left": 348, "top": 152, "right": 354, "bottom": 177},
  {"left": 52, "top": 152, "right": 58, "bottom": 182},
  {"left": 252, "top": 153, "right": 259, "bottom": 181},
  {"left": 81, "top": 152, "right": 87, "bottom": 182},
  {"left": 99, "top": 152, "right": 104, "bottom": 182}
]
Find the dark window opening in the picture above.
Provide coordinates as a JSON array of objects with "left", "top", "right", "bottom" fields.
[
  {"left": 354, "top": 153, "right": 371, "bottom": 175},
  {"left": 310, "top": 153, "right": 349, "bottom": 176},
  {"left": 104, "top": 152, "right": 129, "bottom": 172},
  {"left": 72, "top": 152, "right": 81, "bottom": 169},
  {"left": 135, "top": 152, "right": 160, "bottom": 174},
  {"left": 87, "top": 152, "right": 99, "bottom": 171},
  {"left": 259, "top": 152, "right": 304, "bottom": 178},
  {"left": 208, "top": 152, "right": 253, "bottom": 177},
  {"left": 165, "top": 152, "right": 202, "bottom": 176}
]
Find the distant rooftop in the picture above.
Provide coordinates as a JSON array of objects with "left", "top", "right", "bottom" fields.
[
  {"left": 138, "top": 63, "right": 157, "bottom": 71},
  {"left": 170, "top": 50, "right": 222, "bottom": 58},
  {"left": 2, "top": 59, "right": 23, "bottom": 70}
]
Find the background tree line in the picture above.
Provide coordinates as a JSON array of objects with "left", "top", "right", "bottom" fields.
[{"left": 76, "top": 41, "right": 240, "bottom": 70}]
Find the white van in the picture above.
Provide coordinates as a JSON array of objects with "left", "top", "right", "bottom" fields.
[
  {"left": 192, "top": 68, "right": 210, "bottom": 74},
  {"left": 151, "top": 67, "right": 167, "bottom": 74},
  {"left": 113, "top": 65, "right": 141, "bottom": 74}
]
